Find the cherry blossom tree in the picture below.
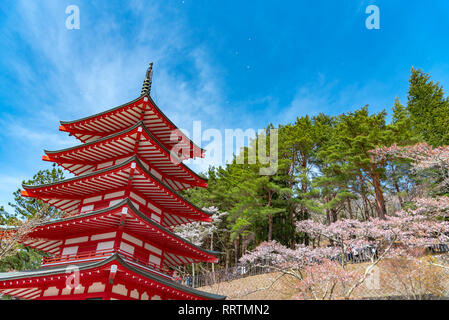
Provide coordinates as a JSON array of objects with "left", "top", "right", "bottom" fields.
[
  {"left": 0, "top": 205, "right": 51, "bottom": 262},
  {"left": 174, "top": 207, "right": 228, "bottom": 283},
  {"left": 238, "top": 240, "right": 362, "bottom": 299},
  {"left": 371, "top": 143, "right": 449, "bottom": 193},
  {"left": 239, "top": 143, "right": 449, "bottom": 299},
  {"left": 174, "top": 206, "right": 228, "bottom": 246}
]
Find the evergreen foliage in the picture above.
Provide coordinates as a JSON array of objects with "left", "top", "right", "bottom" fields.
[
  {"left": 181, "top": 67, "right": 449, "bottom": 268},
  {"left": 2, "top": 67, "right": 449, "bottom": 271},
  {"left": 0, "top": 167, "right": 65, "bottom": 272}
]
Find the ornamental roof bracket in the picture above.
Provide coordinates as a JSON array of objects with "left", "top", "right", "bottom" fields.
[{"left": 140, "top": 62, "right": 153, "bottom": 96}]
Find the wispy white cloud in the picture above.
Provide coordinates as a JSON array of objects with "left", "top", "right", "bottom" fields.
[
  {"left": 153, "top": 48, "right": 225, "bottom": 127},
  {"left": 3, "top": 122, "right": 73, "bottom": 150},
  {"left": 0, "top": 0, "right": 229, "bottom": 209},
  {"left": 5, "top": 0, "right": 223, "bottom": 118},
  {"left": 0, "top": 174, "right": 25, "bottom": 194},
  {"left": 0, "top": 173, "right": 27, "bottom": 214}
]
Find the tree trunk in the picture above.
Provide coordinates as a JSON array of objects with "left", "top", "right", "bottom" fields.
[
  {"left": 394, "top": 181, "right": 403, "bottom": 209},
  {"left": 347, "top": 198, "right": 353, "bottom": 219},
  {"left": 268, "top": 215, "right": 273, "bottom": 241},
  {"left": 210, "top": 232, "right": 215, "bottom": 277},
  {"left": 362, "top": 193, "right": 370, "bottom": 221},
  {"left": 300, "top": 155, "right": 309, "bottom": 246},
  {"left": 324, "top": 196, "right": 331, "bottom": 225},
  {"left": 267, "top": 192, "right": 273, "bottom": 241},
  {"left": 239, "top": 234, "right": 243, "bottom": 262},
  {"left": 288, "top": 204, "right": 296, "bottom": 248},
  {"left": 372, "top": 172, "right": 386, "bottom": 219},
  {"left": 192, "top": 263, "right": 195, "bottom": 287},
  {"left": 225, "top": 248, "right": 230, "bottom": 271},
  {"left": 289, "top": 152, "right": 297, "bottom": 245},
  {"left": 234, "top": 236, "right": 240, "bottom": 266},
  {"left": 331, "top": 209, "right": 338, "bottom": 223},
  {"left": 225, "top": 232, "right": 230, "bottom": 271},
  {"left": 241, "top": 235, "right": 248, "bottom": 256}
]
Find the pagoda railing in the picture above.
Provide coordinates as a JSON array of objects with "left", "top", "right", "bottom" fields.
[{"left": 42, "top": 249, "right": 173, "bottom": 279}]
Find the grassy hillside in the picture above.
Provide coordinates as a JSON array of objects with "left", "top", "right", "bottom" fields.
[{"left": 199, "top": 254, "right": 449, "bottom": 300}]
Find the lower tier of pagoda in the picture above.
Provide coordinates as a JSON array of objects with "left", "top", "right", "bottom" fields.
[
  {"left": 42, "top": 248, "right": 173, "bottom": 280},
  {"left": 21, "top": 199, "right": 218, "bottom": 277},
  {"left": 0, "top": 254, "right": 225, "bottom": 300}
]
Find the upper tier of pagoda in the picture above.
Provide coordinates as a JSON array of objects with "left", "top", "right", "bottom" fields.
[
  {"left": 43, "top": 121, "right": 207, "bottom": 191},
  {"left": 59, "top": 95, "right": 204, "bottom": 160},
  {"left": 0, "top": 62, "right": 224, "bottom": 301}
]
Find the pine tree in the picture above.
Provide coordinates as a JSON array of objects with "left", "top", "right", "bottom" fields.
[
  {"left": 320, "top": 106, "right": 390, "bottom": 219},
  {"left": 407, "top": 67, "right": 449, "bottom": 147},
  {"left": 383, "top": 98, "right": 418, "bottom": 208},
  {"left": 0, "top": 168, "right": 65, "bottom": 272}
]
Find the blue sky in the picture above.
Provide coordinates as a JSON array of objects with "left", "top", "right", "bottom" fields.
[{"left": 0, "top": 0, "right": 449, "bottom": 213}]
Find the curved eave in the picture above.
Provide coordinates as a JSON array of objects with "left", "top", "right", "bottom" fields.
[
  {"left": 145, "top": 94, "right": 205, "bottom": 155},
  {"left": 114, "top": 254, "right": 226, "bottom": 300},
  {"left": 60, "top": 94, "right": 205, "bottom": 156},
  {"left": 22, "top": 155, "right": 212, "bottom": 220},
  {"left": 45, "top": 121, "right": 208, "bottom": 186},
  {"left": 46, "top": 120, "right": 142, "bottom": 154},
  {"left": 0, "top": 254, "right": 226, "bottom": 300},
  {"left": 29, "top": 198, "right": 219, "bottom": 258}
]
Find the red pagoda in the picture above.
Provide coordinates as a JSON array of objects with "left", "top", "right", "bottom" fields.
[{"left": 0, "top": 63, "right": 225, "bottom": 300}]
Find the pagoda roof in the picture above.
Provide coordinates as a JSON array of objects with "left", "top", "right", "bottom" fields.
[
  {"left": 0, "top": 254, "right": 226, "bottom": 300},
  {"left": 21, "top": 156, "right": 212, "bottom": 226},
  {"left": 59, "top": 94, "right": 204, "bottom": 159},
  {"left": 22, "top": 199, "right": 219, "bottom": 266},
  {"left": 44, "top": 121, "right": 207, "bottom": 191}
]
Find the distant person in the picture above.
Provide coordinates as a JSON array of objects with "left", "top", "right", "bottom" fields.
[
  {"left": 241, "top": 266, "right": 246, "bottom": 275},
  {"left": 368, "top": 246, "right": 378, "bottom": 260},
  {"left": 347, "top": 245, "right": 353, "bottom": 262},
  {"left": 173, "top": 271, "right": 181, "bottom": 283},
  {"left": 186, "top": 274, "right": 192, "bottom": 287}
]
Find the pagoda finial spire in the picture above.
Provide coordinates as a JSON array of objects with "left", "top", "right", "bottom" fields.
[{"left": 141, "top": 62, "right": 153, "bottom": 96}]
